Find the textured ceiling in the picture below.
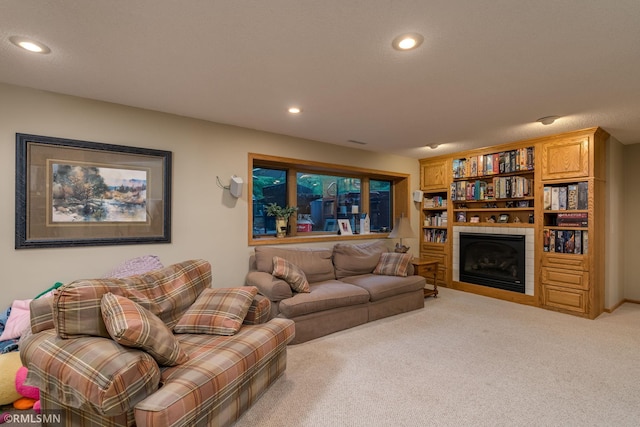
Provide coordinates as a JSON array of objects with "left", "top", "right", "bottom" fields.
[{"left": 1, "top": 0, "right": 639, "bottom": 158}]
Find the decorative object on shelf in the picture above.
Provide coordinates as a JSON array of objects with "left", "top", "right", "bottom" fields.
[
  {"left": 498, "top": 214, "right": 510, "bottom": 223},
  {"left": 388, "top": 214, "right": 416, "bottom": 253},
  {"left": 265, "top": 203, "right": 298, "bottom": 238},
  {"left": 337, "top": 219, "right": 353, "bottom": 235}
]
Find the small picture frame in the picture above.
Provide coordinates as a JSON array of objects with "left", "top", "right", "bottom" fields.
[
  {"left": 456, "top": 212, "right": 467, "bottom": 223},
  {"left": 517, "top": 200, "right": 530, "bottom": 208},
  {"left": 337, "top": 219, "right": 353, "bottom": 235},
  {"left": 498, "top": 214, "right": 510, "bottom": 223}
]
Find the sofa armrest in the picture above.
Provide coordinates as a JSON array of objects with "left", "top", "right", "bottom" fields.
[
  {"left": 245, "top": 271, "right": 293, "bottom": 301},
  {"left": 21, "top": 329, "right": 160, "bottom": 416},
  {"left": 30, "top": 296, "right": 55, "bottom": 333},
  {"left": 243, "top": 294, "right": 272, "bottom": 325}
]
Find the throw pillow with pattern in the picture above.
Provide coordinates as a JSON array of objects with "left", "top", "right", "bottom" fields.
[
  {"left": 174, "top": 287, "right": 258, "bottom": 336},
  {"left": 373, "top": 252, "right": 413, "bottom": 277},
  {"left": 101, "top": 292, "right": 188, "bottom": 366},
  {"left": 272, "top": 256, "right": 310, "bottom": 293}
]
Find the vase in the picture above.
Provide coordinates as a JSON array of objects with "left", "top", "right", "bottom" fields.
[{"left": 275, "top": 217, "right": 287, "bottom": 238}]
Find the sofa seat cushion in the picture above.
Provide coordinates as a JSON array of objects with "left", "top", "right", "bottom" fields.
[
  {"left": 278, "top": 281, "right": 370, "bottom": 318},
  {"left": 341, "top": 274, "right": 425, "bottom": 302},
  {"left": 254, "top": 247, "right": 335, "bottom": 283},
  {"left": 134, "top": 318, "right": 295, "bottom": 426},
  {"left": 20, "top": 329, "right": 161, "bottom": 416}
]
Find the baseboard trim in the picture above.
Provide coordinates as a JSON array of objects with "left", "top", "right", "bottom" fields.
[{"left": 605, "top": 298, "right": 640, "bottom": 313}]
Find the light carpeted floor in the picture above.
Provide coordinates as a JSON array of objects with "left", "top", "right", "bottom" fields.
[{"left": 235, "top": 287, "right": 640, "bottom": 427}]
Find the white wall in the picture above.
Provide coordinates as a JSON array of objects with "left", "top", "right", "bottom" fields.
[
  {"left": 0, "top": 83, "right": 421, "bottom": 309},
  {"left": 623, "top": 144, "right": 640, "bottom": 302},
  {"left": 605, "top": 136, "right": 625, "bottom": 309}
]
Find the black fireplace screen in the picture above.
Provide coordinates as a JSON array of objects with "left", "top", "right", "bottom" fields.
[{"left": 459, "top": 233, "right": 525, "bottom": 293}]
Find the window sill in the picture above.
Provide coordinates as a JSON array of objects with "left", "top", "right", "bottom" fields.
[{"left": 249, "top": 232, "right": 390, "bottom": 246}]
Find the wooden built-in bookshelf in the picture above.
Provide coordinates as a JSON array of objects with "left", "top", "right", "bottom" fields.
[{"left": 419, "top": 127, "right": 609, "bottom": 319}]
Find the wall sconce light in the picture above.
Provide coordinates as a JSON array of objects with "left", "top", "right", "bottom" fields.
[{"left": 216, "top": 175, "right": 244, "bottom": 198}]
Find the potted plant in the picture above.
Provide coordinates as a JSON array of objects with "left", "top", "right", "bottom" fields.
[{"left": 265, "top": 203, "right": 298, "bottom": 238}]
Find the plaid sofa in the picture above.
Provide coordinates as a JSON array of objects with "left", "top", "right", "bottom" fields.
[{"left": 20, "top": 259, "right": 295, "bottom": 427}]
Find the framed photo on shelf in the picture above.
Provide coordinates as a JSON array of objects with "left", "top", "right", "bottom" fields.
[
  {"left": 517, "top": 200, "right": 530, "bottom": 207},
  {"left": 15, "top": 133, "right": 172, "bottom": 249},
  {"left": 456, "top": 212, "right": 467, "bottom": 223},
  {"left": 498, "top": 214, "right": 510, "bottom": 223},
  {"left": 337, "top": 219, "right": 353, "bottom": 235}
]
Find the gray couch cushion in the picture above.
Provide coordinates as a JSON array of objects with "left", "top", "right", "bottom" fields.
[
  {"left": 332, "top": 240, "right": 388, "bottom": 279},
  {"left": 341, "top": 273, "right": 425, "bottom": 302},
  {"left": 278, "top": 280, "right": 370, "bottom": 318},
  {"left": 254, "top": 247, "right": 335, "bottom": 283}
]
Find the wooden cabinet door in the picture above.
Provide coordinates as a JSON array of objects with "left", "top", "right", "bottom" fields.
[
  {"left": 420, "top": 159, "right": 448, "bottom": 191},
  {"left": 541, "top": 135, "right": 590, "bottom": 180}
]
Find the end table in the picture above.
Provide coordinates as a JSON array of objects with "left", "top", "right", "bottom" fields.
[{"left": 411, "top": 258, "right": 439, "bottom": 298}]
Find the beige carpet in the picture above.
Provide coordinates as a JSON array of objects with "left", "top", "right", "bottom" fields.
[{"left": 235, "top": 287, "right": 640, "bottom": 427}]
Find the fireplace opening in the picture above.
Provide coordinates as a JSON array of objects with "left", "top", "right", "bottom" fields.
[{"left": 459, "top": 233, "right": 525, "bottom": 293}]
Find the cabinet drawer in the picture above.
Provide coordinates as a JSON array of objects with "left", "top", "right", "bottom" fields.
[
  {"left": 542, "top": 254, "right": 587, "bottom": 271},
  {"left": 541, "top": 267, "right": 589, "bottom": 290},
  {"left": 542, "top": 285, "right": 588, "bottom": 314}
]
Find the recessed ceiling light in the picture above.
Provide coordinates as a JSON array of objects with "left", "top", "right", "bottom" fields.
[
  {"left": 392, "top": 33, "right": 424, "bottom": 51},
  {"left": 9, "top": 36, "right": 51, "bottom": 54},
  {"left": 288, "top": 107, "right": 302, "bottom": 114},
  {"left": 536, "top": 116, "right": 560, "bottom": 125}
]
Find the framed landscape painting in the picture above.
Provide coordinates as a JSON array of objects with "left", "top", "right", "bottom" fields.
[{"left": 15, "top": 133, "right": 172, "bottom": 249}]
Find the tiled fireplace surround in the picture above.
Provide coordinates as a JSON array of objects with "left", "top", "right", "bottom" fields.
[{"left": 452, "top": 226, "right": 535, "bottom": 296}]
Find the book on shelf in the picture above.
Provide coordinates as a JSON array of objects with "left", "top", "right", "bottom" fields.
[
  {"left": 574, "top": 230, "right": 582, "bottom": 254},
  {"left": 582, "top": 230, "right": 588, "bottom": 254},
  {"left": 557, "top": 212, "right": 588, "bottom": 227},
  {"left": 551, "top": 187, "right": 560, "bottom": 210},
  {"left": 567, "top": 184, "right": 578, "bottom": 210},
  {"left": 558, "top": 187, "right": 567, "bottom": 210},
  {"left": 543, "top": 229, "right": 588, "bottom": 254},
  {"left": 578, "top": 182, "right": 588, "bottom": 209},
  {"left": 543, "top": 229, "right": 550, "bottom": 252},
  {"left": 555, "top": 231, "right": 565, "bottom": 253},
  {"left": 543, "top": 187, "right": 551, "bottom": 210}
]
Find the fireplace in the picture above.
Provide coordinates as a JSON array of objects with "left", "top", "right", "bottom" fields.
[{"left": 459, "top": 233, "right": 525, "bottom": 293}]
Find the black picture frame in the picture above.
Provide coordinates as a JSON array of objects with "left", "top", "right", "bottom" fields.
[{"left": 15, "top": 133, "right": 172, "bottom": 249}]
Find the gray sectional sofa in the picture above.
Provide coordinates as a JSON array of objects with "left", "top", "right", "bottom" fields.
[{"left": 245, "top": 241, "right": 426, "bottom": 344}]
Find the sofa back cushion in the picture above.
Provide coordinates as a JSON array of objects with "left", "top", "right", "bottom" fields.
[
  {"left": 54, "top": 259, "right": 211, "bottom": 339},
  {"left": 332, "top": 240, "right": 388, "bottom": 279},
  {"left": 254, "top": 247, "right": 335, "bottom": 283}
]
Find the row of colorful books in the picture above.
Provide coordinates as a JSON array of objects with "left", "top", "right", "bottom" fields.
[
  {"left": 424, "top": 212, "right": 448, "bottom": 227},
  {"left": 450, "top": 176, "right": 532, "bottom": 201},
  {"left": 423, "top": 196, "right": 447, "bottom": 208},
  {"left": 423, "top": 229, "right": 447, "bottom": 243},
  {"left": 543, "top": 182, "right": 588, "bottom": 210},
  {"left": 543, "top": 229, "right": 588, "bottom": 254},
  {"left": 452, "top": 146, "right": 534, "bottom": 179}
]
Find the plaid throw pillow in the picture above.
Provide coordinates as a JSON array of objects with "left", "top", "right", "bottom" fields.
[
  {"left": 174, "top": 287, "right": 258, "bottom": 336},
  {"left": 272, "top": 256, "right": 310, "bottom": 293},
  {"left": 373, "top": 252, "right": 413, "bottom": 277},
  {"left": 101, "top": 293, "right": 188, "bottom": 366}
]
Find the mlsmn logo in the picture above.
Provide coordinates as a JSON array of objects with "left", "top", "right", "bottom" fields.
[{"left": 3, "top": 412, "right": 63, "bottom": 425}]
